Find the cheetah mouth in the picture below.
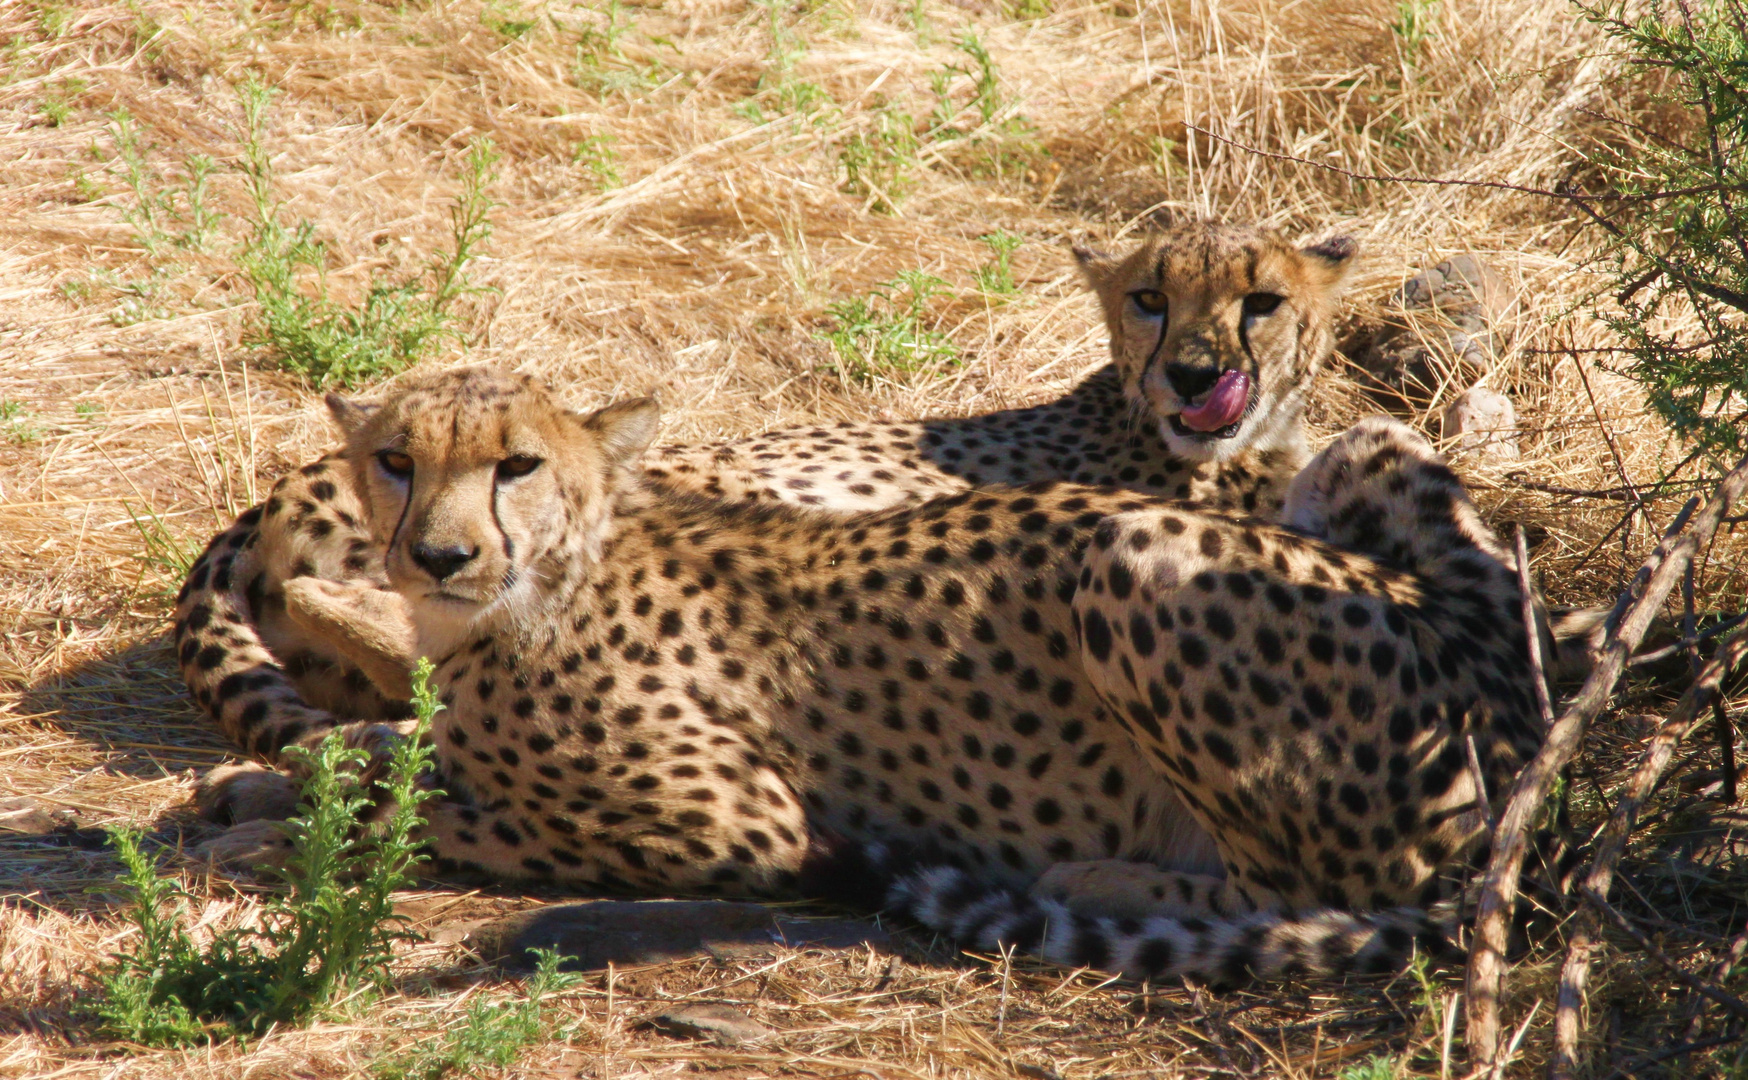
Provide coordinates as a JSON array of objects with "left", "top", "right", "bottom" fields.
[
  {"left": 1169, "top": 369, "right": 1253, "bottom": 440},
  {"left": 1168, "top": 414, "right": 1244, "bottom": 440}
]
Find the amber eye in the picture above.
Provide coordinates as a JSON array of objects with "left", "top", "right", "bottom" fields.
[
  {"left": 1243, "top": 292, "right": 1284, "bottom": 316},
  {"left": 496, "top": 455, "right": 543, "bottom": 481},
  {"left": 1130, "top": 289, "right": 1168, "bottom": 317},
  {"left": 377, "top": 450, "right": 414, "bottom": 479}
]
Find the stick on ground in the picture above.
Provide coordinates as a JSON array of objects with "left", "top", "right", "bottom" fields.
[{"left": 1465, "top": 450, "right": 1748, "bottom": 1069}]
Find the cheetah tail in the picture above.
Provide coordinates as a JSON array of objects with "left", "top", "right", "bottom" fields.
[{"left": 887, "top": 866, "right": 1455, "bottom": 985}]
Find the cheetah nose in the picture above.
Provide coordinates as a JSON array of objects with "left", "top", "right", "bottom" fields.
[
  {"left": 411, "top": 541, "right": 479, "bottom": 582},
  {"left": 1164, "top": 362, "right": 1222, "bottom": 401}
]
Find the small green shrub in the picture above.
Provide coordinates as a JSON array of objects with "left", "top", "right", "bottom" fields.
[
  {"left": 572, "top": 134, "right": 622, "bottom": 189},
  {"left": 972, "top": 230, "right": 1023, "bottom": 296},
  {"left": 821, "top": 270, "right": 958, "bottom": 383},
  {"left": 924, "top": 34, "right": 1044, "bottom": 178},
  {"left": 1581, "top": 0, "right": 1748, "bottom": 469},
  {"left": 236, "top": 77, "right": 497, "bottom": 388},
  {"left": 0, "top": 399, "right": 42, "bottom": 445},
  {"left": 94, "top": 661, "right": 444, "bottom": 1047},
  {"left": 1389, "top": 0, "right": 1439, "bottom": 68},
  {"left": 839, "top": 104, "right": 918, "bottom": 212},
  {"left": 375, "top": 949, "right": 582, "bottom": 1080}
]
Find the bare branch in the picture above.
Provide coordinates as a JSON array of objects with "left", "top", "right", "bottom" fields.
[
  {"left": 1550, "top": 621, "right": 1748, "bottom": 1079},
  {"left": 1465, "top": 450, "right": 1748, "bottom": 1070}
]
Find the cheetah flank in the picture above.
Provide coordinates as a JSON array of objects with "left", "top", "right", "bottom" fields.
[{"left": 181, "top": 366, "right": 1550, "bottom": 983}]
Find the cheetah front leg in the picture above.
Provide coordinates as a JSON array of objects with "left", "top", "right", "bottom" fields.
[
  {"left": 280, "top": 577, "right": 418, "bottom": 701},
  {"left": 196, "top": 577, "right": 420, "bottom": 832}
]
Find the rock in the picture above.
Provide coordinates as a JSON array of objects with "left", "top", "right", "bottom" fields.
[
  {"left": 1360, "top": 255, "right": 1519, "bottom": 408},
  {"left": 1441, "top": 386, "right": 1520, "bottom": 461},
  {"left": 643, "top": 1004, "right": 774, "bottom": 1046},
  {"left": 0, "top": 797, "right": 80, "bottom": 836},
  {"left": 470, "top": 899, "right": 891, "bottom": 972}
]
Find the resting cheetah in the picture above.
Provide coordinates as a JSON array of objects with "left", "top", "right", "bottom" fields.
[
  {"left": 175, "top": 222, "right": 1360, "bottom": 735},
  {"left": 644, "top": 221, "right": 1356, "bottom": 512},
  {"left": 180, "top": 366, "right": 1549, "bottom": 981}
]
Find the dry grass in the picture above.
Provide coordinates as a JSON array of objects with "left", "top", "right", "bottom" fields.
[{"left": 1, "top": 0, "right": 1745, "bottom": 1075}]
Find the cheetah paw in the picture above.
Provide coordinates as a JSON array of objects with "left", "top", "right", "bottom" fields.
[
  {"left": 191, "top": 819, "right": 295, "bottom": 874},
  {"left": 197, "top": 762, "right": 302, "bottom": 825}
]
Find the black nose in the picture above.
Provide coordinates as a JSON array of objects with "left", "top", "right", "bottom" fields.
[
  {"left": 411, "top": 542, "right": 478, "bottom": 581},
  {"left": 1164, "top": 362, "right": 1221, "bottom": 400}
]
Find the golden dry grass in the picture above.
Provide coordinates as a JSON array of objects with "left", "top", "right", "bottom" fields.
[{"left": 1, "top": 0, "right": 1745, "bottom": 1075}]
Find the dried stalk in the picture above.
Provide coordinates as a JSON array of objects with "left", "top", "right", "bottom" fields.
[
  {"left": 1466, "top": 450, "right": 1748, "bottom": 1069},
  {"left": 1549, "top": 621, "right": 1748, "bottom": 1079}
]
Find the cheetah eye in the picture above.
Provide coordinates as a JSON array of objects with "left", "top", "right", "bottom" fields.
[
  {"left": 496, "top": 455, "right": 543, "bottom": 481},
  {"left": 377, "top": 450, "right": 414, "bottom": 480},
  {"left": 1242, "top": 292, "right": 1284, "bottom": 317},
  {"left": 1130, "top": 289, "right": 1168, "bottom": 317}
]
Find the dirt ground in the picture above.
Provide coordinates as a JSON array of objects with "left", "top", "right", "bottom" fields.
[{"left": 1, "top": 0, "right": 1744, "bottom": 1075}]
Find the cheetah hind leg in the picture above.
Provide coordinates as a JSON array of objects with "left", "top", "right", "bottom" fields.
[
  {"left": 281, "top": 577, "right": 419, "bottom": 701},
  {"left": 1030, "top": 862, "right": 1256, "bottom": 920}
]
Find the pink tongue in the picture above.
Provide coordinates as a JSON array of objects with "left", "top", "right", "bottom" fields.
[{"left": 1179, "top": 370, "right": 1251, "bottom": 432}]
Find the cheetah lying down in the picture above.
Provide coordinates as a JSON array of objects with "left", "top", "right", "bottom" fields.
[
  {"left": 179, "top": 366, "right": 1554, "bottom": 982},
  {"left": 173, "top": 224, "right": 1368, "bottom": 732}
]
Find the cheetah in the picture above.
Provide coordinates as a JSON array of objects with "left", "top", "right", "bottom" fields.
[
  {"left": 643, "top": 221, "right": 1356, "bottom": 514},
  {"left": 175, "top": 222, "right": 1361, "bottom": 733},
  {"left": 180, "top": 365, "right": 1551, "bottom": 982}
]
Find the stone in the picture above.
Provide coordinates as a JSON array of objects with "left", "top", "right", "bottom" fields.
[
  {"left": 643, "top": 1004, "right": 774, "bottom": 1046},
  {"left": 1360, "top": 255, "right": 1519, "bottom": 408},
  {"left": 1441, "top": 385, "right": 1520, "bottom": 461},
  {"left": 469, "top": 899, "right": 891, "bottom": 972}
]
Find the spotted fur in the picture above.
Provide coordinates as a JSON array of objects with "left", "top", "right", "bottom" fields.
[{"left": 183, "top": 368, "right": 1549, "bottom": 984}]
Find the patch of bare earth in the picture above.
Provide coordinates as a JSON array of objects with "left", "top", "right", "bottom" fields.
[{"left": 1, "top": 0, "right": 1743, "bottom": 1075}]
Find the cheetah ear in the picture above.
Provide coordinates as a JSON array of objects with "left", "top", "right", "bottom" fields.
[
  {"left": 325, "top": 393, "right": 378, "bottom": 438},
  {"left": 1299, "top": 235, "right": 1359, "bottom": 287},
  {"left": 1072, "top": 243, "right": 1120, "bottom": 290},
  {"left": 582, "top": 396, "right": 661, "bottom": 467}
]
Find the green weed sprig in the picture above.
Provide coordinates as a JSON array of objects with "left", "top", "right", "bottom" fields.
[{"left": 94, "top": 660, "right": 445, "bottom": 1047}]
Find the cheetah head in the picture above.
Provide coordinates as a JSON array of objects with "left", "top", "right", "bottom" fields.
[
  {"left": 1075, "top": 222, "right": 1356, "bottom": 463},
  {"left": 325, "top": 366, "right": 659, "bottom": 652}
]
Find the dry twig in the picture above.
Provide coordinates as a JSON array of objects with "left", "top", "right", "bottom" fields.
[
  {"left": 1466, "top": 450, "right": 1748, "bottom": 1069},
  {"left": 1549, "top": 620, "right": 1748, "bottom": 1079}
]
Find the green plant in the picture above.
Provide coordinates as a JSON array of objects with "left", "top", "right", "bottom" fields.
[
  {"left": 1006, "top": 0, "right": 1051, "bottom": 20},
  {"left": 736, "top": 0, "right": 833, "bottom": 121},
  {"left": 375, "top": 949, "right": 582, "bottom": 1080},
  {"left": 0, "top": 400, "right": 42, "bottom": 445},
  {"left": 1580, "top": 0, "right": 1748, "bottom": 469},
  {"left": 924, "top": 35, "right": 1043, "bottom": 178},
  {"left": 572, "top": 134, "right": 622, "bottom": 189},
  {"left": 109, "top": 270, "right": 173, "bottom": 326},
  {"left": 123, "top": 501, "right": 204, "bottom": 594},
  {"left": 1389, "top": 0, "right": 1439, "bottom": 68},
  {"left": 1336, "top": 1056, "right": 1398, "bottom": 1080},
  {"left": 94, "top": 660, "right": 443, "bottom": 1047},
  {"left": 821, "top": 270, "right": 958, "bottom": 382},
  {"left": 236, "top": 77, "right": 497, "bottom": 387},
  {"left": 908, "top": 0, "right": 931, "bottom": 44},
  {"left": 482, "top": 1, "right": 538, "bottom": 39},
  {"left": 180, "top": 153, "right": 219, "bottom": 251},
  {"left": 108, "top": 109, "right": 176, "bottom": 253},
  {"left": 839, "top": 104, "right": 918, "bottom": 211},
  {"left": 40, "top": 77, "right": 84, "bottom": 125},
  {"left": 972, "top": 230, "right": 1023, "bottom": 295}
]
